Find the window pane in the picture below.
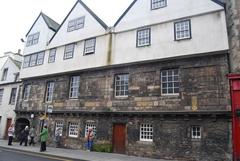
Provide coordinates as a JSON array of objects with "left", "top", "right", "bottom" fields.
[
  {"left": 64, "top": 44, "right": 74, "bottom": 59},
  {"left": 67, "top": 17, "right": 85, "bottom": 32},
  {"left": 29, "top": 54, "right": 37, "bottom": 67},
  {"left": 84, "top": 38, "right": 96, "bottom": 55},
  {"left": 37, "top": 52, "right": 45, "bottom": 65},
  {"left": 69, "top": 76, "right": 80, "bottom": 98},
  {"left": 115, "top": 74, "right": 129, "bottom": 97},
  {"left": 137, "top": 28, "right": 150, "bottom": 47},
  {"left": 161, "top": 69, "right": 179, "bottom": 95},
  {"left": 175, "top": 20, "right": 191, "bottom": 40},
  {"left": 49, "top": 49, "right": 56, "bottom": 63},
  {"left": 23, "top": 56, "right": 30, "bottom": 68},
  {"left": 152, "top": 0, "right": 167, "bottom": 9},
  {"left": 46, "top": 82, "right": 54, "bottom": 102},
  {"left": 140, "top": 123, "right": 153, "bottom": 142},
  {"left": 26, "top": 32, "right": 40, "bottom": 46}
]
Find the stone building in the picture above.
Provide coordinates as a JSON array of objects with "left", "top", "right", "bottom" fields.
[
  {"left": 221, "top": 0, "right": 240, "bottom": 160},
  {"left": 16, "top": 0, "right": 231, "bottom": 160},
  {"left": 0, "top": 51, "right": 22, "bottom": 139}
]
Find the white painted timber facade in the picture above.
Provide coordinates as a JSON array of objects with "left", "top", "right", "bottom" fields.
[
  {"left": 0, "top": 52, "right": 22, "bottom": 139},
  {"left": 20, "top": 0, "right": 228, "bottom": 78}
]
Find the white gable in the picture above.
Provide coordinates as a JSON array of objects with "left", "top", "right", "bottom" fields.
[
  {"left": 23, "top": 15, "right": 56, "bottom": 55},
  {"left": 49, "top": 2, "right": 107, "bottom": 48},
  {"left": 0, "top": 58, "right": 20, "bottom": 84},
  {"left": 115, "top": 0, "right": 224, "bottom": 32}
]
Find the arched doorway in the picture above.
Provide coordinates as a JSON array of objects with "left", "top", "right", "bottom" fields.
[{"left": 15, "top": 118, "right": 30, "bottom": 141}]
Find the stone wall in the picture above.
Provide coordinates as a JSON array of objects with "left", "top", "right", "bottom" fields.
[
  {"left": 30, "top": 114, "right": 231, "bottom": 161},
  {"left": 16, "top": 53, "right": 230, "bottom": 113},
  {"left": 224, "top": 0, "right": 240, "bottom": 73},
  {"left": 15, "top": 53, "right": 231, "bottom": 160}
]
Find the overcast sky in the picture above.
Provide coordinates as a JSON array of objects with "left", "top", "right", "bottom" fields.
[{"left": 0, "top": 0, "right": 133, "bottom": 56}]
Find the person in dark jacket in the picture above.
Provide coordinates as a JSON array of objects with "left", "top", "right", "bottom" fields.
[{"left": 19, "top": 126, "right": 29, "bottom": 146}]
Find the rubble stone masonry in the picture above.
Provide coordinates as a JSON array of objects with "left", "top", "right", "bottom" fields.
[{"left": 16, "top": 53, "right": 231, "bottom": 161}]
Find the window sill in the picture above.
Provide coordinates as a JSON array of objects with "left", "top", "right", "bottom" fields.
[
  {"left": 84, "top": 52, "right": 94, "bottom": 56},
  {"left": 161, "top": 94, "right": 180, "bottom": 98},
  {"left": 191, "top": 138, "right": 201, "bottom": 142},
  {"left": 114, "top": 96, "right": 129, "bottom": 100},
  {"left": 68, "top": 136, "right": 78, "bottom": 139},
  {"left": 137, "top": 140, "right": 153, "bottom": 145}
]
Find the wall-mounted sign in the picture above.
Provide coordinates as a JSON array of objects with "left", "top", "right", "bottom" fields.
[
  {"left": 47, "top": 105, "right": 53, "bottom": 113},
  {"left": 192, "top": 96, "right": 198, "bottom": 111}
]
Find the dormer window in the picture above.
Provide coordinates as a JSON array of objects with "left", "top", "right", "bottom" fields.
[
  {"left": 26, "top": 32, "right": 40, "bottom": 47},
  {"left": 151, "top": 0, "right": 167, "bottom": 10},
  {"left": 1, "top": 68, "right": 8, "bottom": 81},
  {"left": 67, "top": 16, "right": 85, "bottom": 32}
]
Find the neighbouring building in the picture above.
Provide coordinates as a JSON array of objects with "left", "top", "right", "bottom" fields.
[
  {"left": 16, "top": 0, "right": 232, "bottom": 160},
  {"left": 0, "top": 51, "right": 22, "bottom": 139},
  {"left": 222, "top": 0, "right": 240, "bottom": 160}
]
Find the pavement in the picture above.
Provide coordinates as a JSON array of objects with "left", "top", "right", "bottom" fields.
[{"left": 0, "top": 139, "right": 177, "bottom": 161}]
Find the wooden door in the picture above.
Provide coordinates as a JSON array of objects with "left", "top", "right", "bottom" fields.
[
  {"left": 232, "top": 80, "right": 240, "bottom": 161},
  {"left": 113, "top": 124, "right": 126, "bottom": 154},
  {"left": 4, "top": 118, "right": 12, "bottom": 139}
]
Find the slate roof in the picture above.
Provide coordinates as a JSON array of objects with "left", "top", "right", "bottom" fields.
[
  {"left": 26, "top": 12, "right": 60, "bottom": 37},
  {"left": 41, "top": 12, "right": 60, "bottom": 32},
  {"left": 9, "top": 57, "right": 22, "bottom": 69}
]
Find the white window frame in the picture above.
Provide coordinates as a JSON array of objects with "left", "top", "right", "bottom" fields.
[
  {"left": 1, "top": 68, "right": 8, "bottom": 81},
  {"left": 23, "top": 56, "right": 30, "bottom": 68},
  {"left": 26, "top": 32, "right": 40, "bottom": 47},
  {"left": 161, "top": 69, "right": 179, "bottom": 95},
  {"left": 0, "top": 89, "right": 4, "bottom": 105},
  {"left": 29, "top": 54, "right": 37, "bottom": 67},
  {"left": 140, "top": 123, "right": 153, "bottom": 142},
  {"left": 23, "top": 84, "right": 31, "bottom": 101},
  {"left": 36, "top": 52, "right": 45, "bottom": 65},
  {"left": 174, "top": 20, "right": 191, "bottom": 40},
  {"left": 45, "top": 82, "right": 54, "bottom": 103},
  {"left": 9, "top": 88, "right": 17, "bottom": 105},
  {"left": 64, "top": 44, "right": 75, "bottom": 59},
  {"left": 55, "top": 121, "right": 64, "bottom": 136},
  {"left": 48, "top": 48, "right": 56, "bottom": 63},
  {"left": 69, "top": 76, "right": 80, "bottom": 99},
  {"left": 115, "top": 74, "right": 129, "bottom": 97},
  {"left": 68, "top": 122, "right": 79, "bottom": 138},
  {"left": 137, "top": 28, "right": 151, "bottom": 47},
  {"left": 67, "top": 16, "right": 85, "bottom": 32},
  {"left": 191, "top": 125, "right": 201, "bottom": 139},
  {"left": 85, "top": 123, "right": 96, "bottom": 138},
  {"left": 151, "top": 0, "right": 167, "bottom": 10},
  {"left": 84, "top": 38, "right": 96, "bottom": 55}
]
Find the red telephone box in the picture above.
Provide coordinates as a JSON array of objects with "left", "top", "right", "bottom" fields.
[{"left": 229, "top": 74, "right": 240, "bottom": 161}]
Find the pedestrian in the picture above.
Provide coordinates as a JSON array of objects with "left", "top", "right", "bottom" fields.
[
  {"left": 19, "top": 126, "right": 29, "bottom": 146},
  {"left": 40, "top": 124, "right": 48, "bottom": 152},
  {"left": 29, "top": 126, "right": 36, "bottom": 146},
  {"left": 8, "top": 124, "right": 15, "bottom": 146},
  {"left": 86, "top": 127, "right": 94, "bottom": 151},
  {"left": 54, "top": 127, "right": 62, "bottom": 148}
]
